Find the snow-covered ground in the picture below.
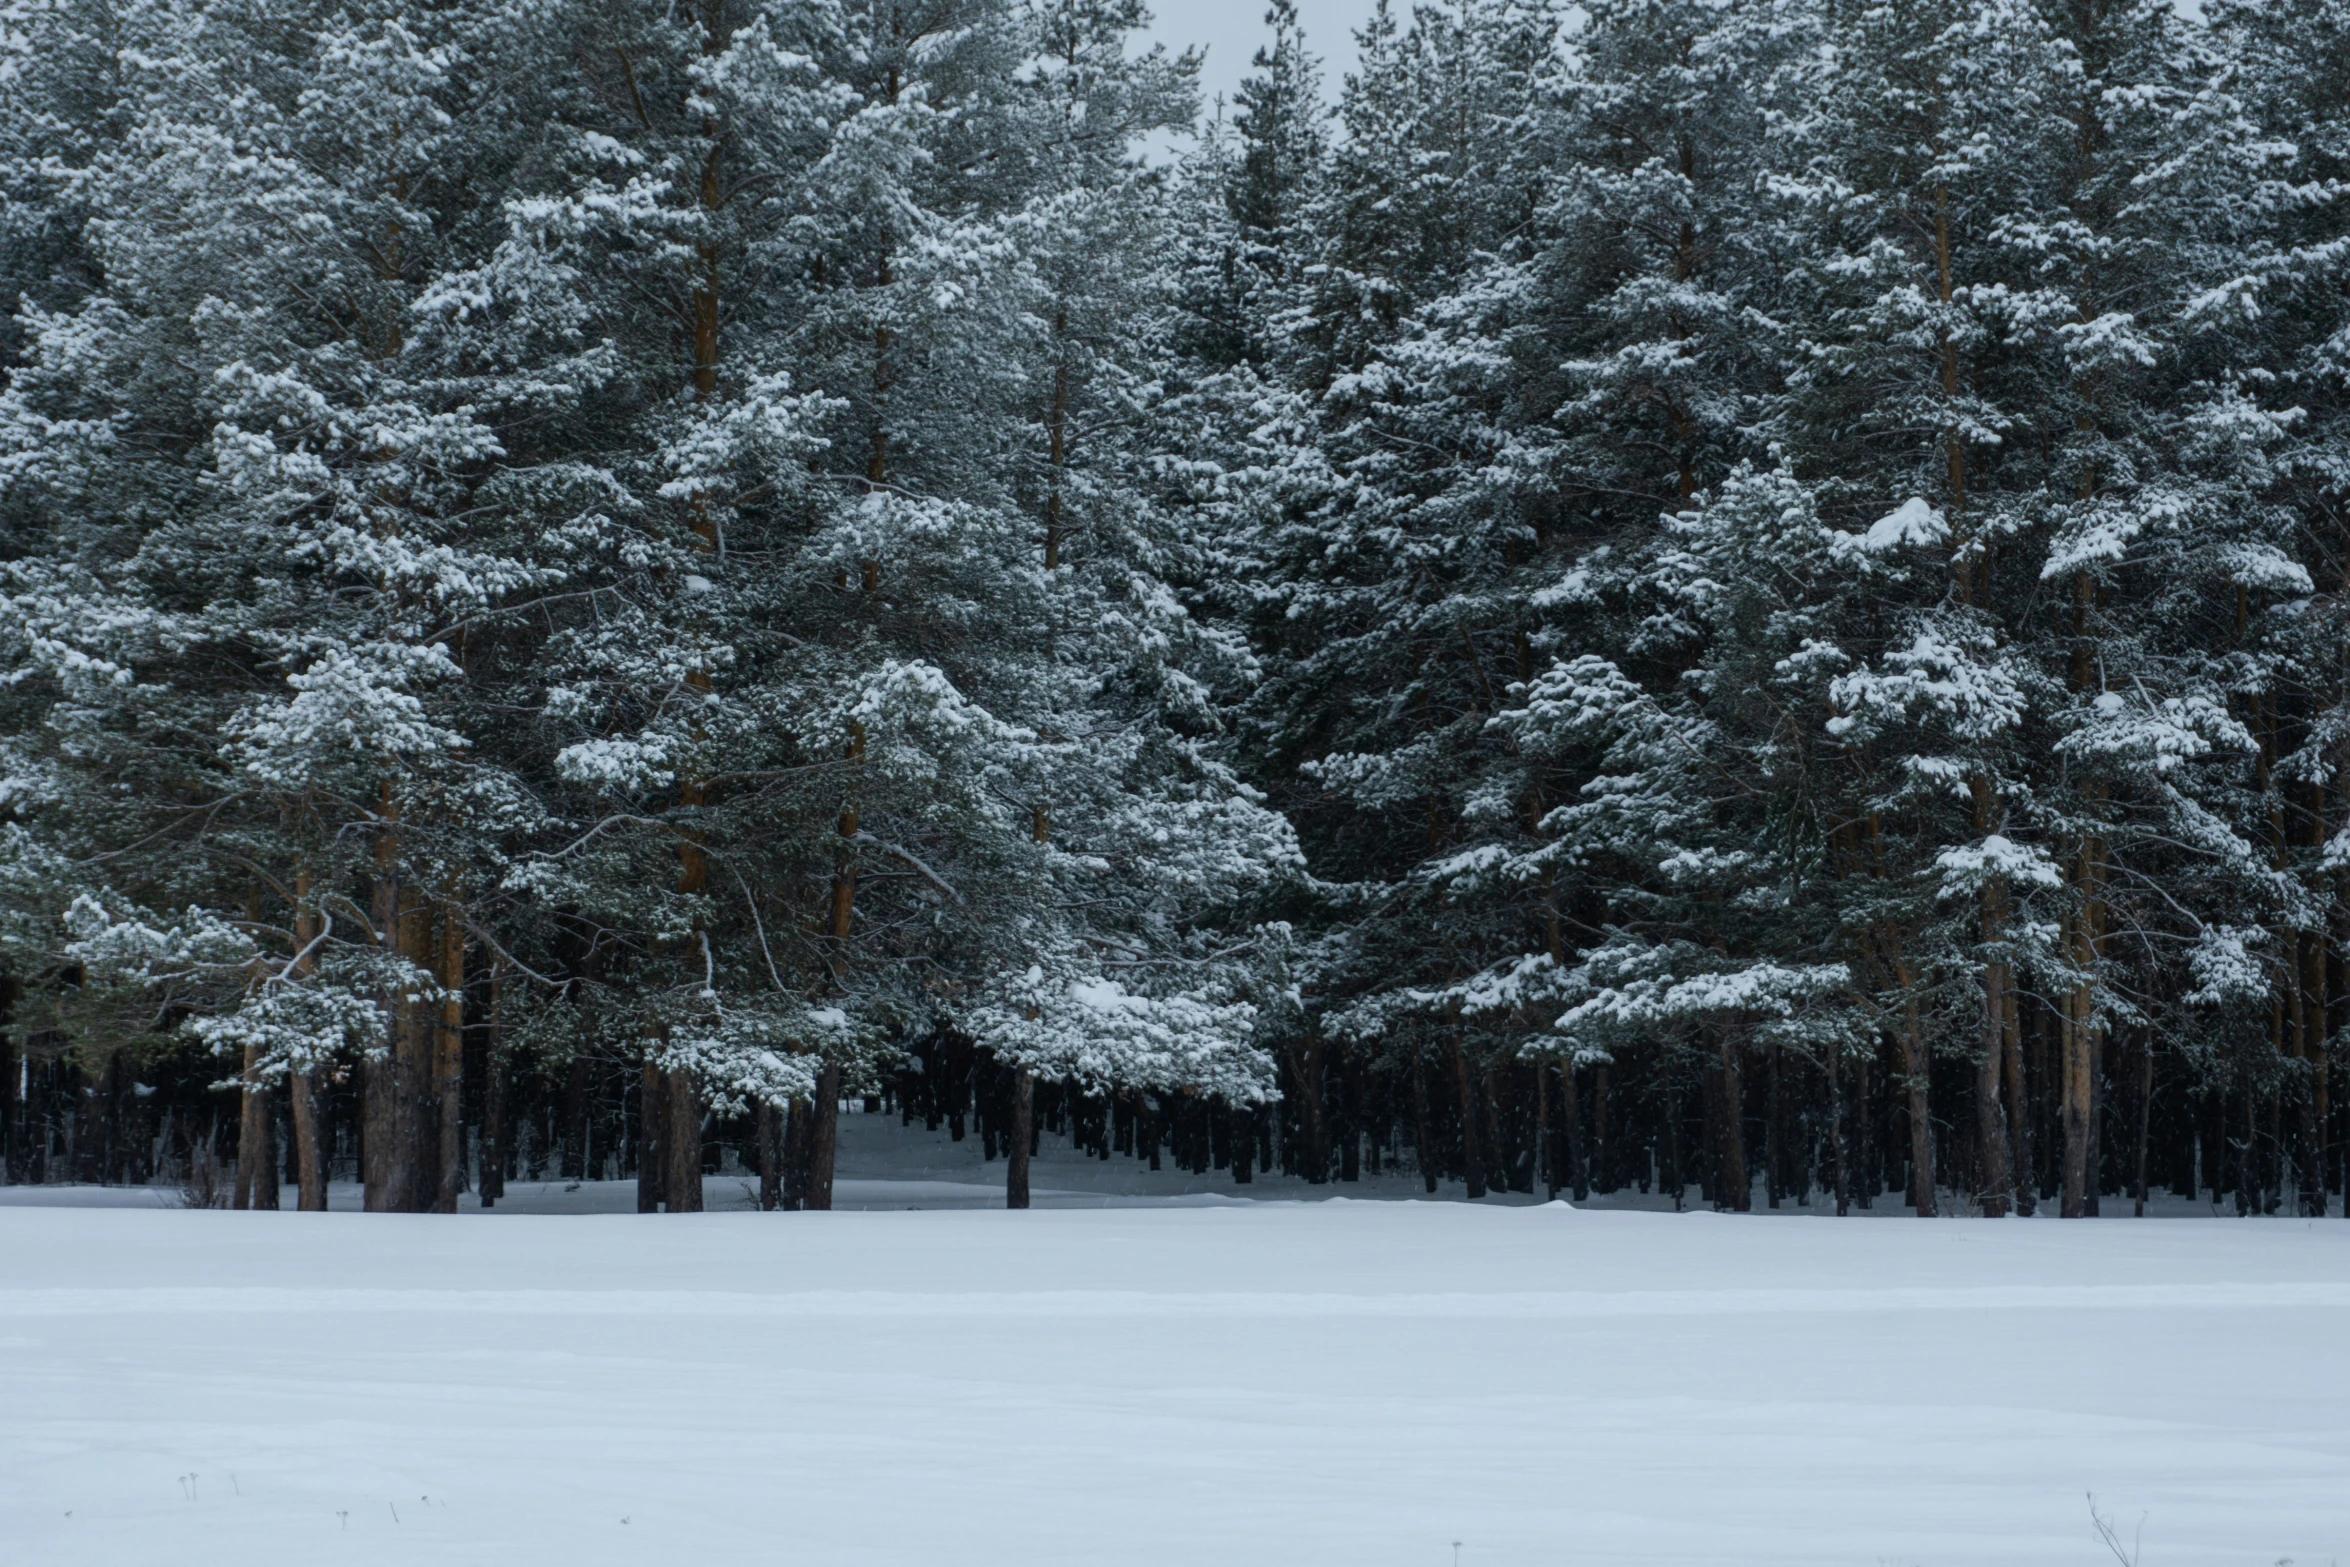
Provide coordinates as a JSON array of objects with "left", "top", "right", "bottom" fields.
[{"left": 5, "top": 1165, "right": 2349, "bottom": 1567}]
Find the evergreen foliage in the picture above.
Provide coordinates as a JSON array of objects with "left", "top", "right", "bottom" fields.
[{"left": 3, "top": 0, "right": 2348, "bottom": 1216}]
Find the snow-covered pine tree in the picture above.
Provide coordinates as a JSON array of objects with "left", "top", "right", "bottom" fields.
[
  {"left": 1463, "top": 0, "right": 1795, "bottom": 1206},
  {"left": 1204, "top": 0, "right": 1577, "bottom": 1192}
]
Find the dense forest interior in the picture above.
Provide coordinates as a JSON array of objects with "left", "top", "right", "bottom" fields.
[{"left": 3, "top": 0, "right": 2350, "bottom": 1218}]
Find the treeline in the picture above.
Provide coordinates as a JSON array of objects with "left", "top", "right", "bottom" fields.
[{"left": 2, "top": 0, "right": 2348, "bottom": 1217}]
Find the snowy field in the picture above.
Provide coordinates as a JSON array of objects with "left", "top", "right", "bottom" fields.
[{"left": 6, "top": 1175, "right": 2350, "bottom": 1567}]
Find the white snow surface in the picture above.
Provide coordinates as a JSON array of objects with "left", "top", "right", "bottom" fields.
[{"left": 4, "top": 1184, "right": 2348, "bottom": 1567}]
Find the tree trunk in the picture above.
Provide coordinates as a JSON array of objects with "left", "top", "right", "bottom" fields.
[
  {"left": 254, "top": 1096, "right": 280, "bottom": 1208},
  {"left": 289, "top": 1070, "right": 324, "bottom": 1212},
  {"left": 1897, "top": 988, "right": 1937, "bottom": 1217},
  {"left": 1294, "top": 1026, "right": 1329, "bottom": 1183},
  {"left": 2132, "top": 1031, "right": 2155, "bottom": 1218},
  {"left": 805, "top": 1061, "right": 839, "bottom": 1211},
  {"left": 1412, "top": 1044, "right": 1436, "bottom": 1193},
  {"left": 1534, "top": 1058, "right": 1553, "bottom": 1198},
  {"left": 1719, "top": 1030, "right": 1750, "bottom": 1212},
  {"left": 234, "top": 1043, "right": 268, "bottom": 1210},
  {"left": 1560, "top": 1060, "right": 1588, "bottom": 1201},
  {"left": 287, "top": 877, "right": 328, "bottom": 1211},
  {"left": 1478, "top": 1061, "right": 1509, "bottom": 1193},
  {"left": 433, "top": 903, "right": 466, "bottom": 1213},
  {"left": 758, "top": 1100, "right": 782, "bottom": 1211},
  {"left": 782, "top": 1096, "right": 810, "bottom": 1210},
  {"left": 2060, "top": 957, "right": 2095, "bottom": 1218},
  {"left": 363, "top": 793, "right": 408, "bottom": 1212},
  {"left": 479, "top": 962, "right": 506, "bottom": 1208},
  {"left": 2299, "top": 923, "right": 2328, "bottom": 1216},
  {"left": 2003, "top": 979, "right": 2033, "bottom": 1214},
  {"left": 664, "top": 1067, "right": 703, "bottom": 1213},
  {"left": 1451, "top": 1037, "right": 1485, "bottom": 1199},
  {"left": 1007, "top": 1068, "right": 1033, "bottom": 1209},
  {"left": 1830, "top": 1044, "right": 1850, "bottom": 1217}
]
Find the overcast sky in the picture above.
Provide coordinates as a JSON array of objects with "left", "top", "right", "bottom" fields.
[{"left": 1143, "top": 0, "right": 1372, "bottom": 119}]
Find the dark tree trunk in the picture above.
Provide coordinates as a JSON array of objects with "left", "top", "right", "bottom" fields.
[
  {"left": 637, "top": 1061, "right": 664, "bottom": 1214},
  {"left": 1560, "top": 1061, "right": 1588, "bottom": 1201},
  {"left": 1412, "top": 1045, "right": 1436, "bottom": 1193},
  {"left": 2003, "top": 981, "right": 2033, "bottom": 1214},
  {"left": 1830, "top": 1044, "right": 1850, "bottom": 1217},
  {"left": 479, "top": 965, "right": 506, "bottom": 1208},
  {"left": 1719, "top": 1031, "right": 1750, "bottom": 1212},
  {"left": 433, "top": 909, "right": 467, "bottom": 1214},
  {"left": 1294, "top": 1028, "right": 1329, "bottom": 1183},
  {"left": 1976, "top": 973, "right": 2014, "bottom": 1217},
  {"left": 1899, "top": 993, "right": 1937, "bottom": 1217},
  {"left": 1479, "top": 1061, "right": 1511, "bottom": 1194},
  {"left": 664, "top": 1068, "right": 703, "bottom": 1212},
  {"left": 805, "top": 1061, "right": 839, "bottom": 1210},
  {"left": 758, "top": 1100, "right": 782, "bottom": 1211},
  {"left": 559, "top": 1054, "right": 589, "bottom": 1181},
  {"left": 782, "top": 1097, "right": 811, "bottom": 1210},
  {"left": 234, "top": 1046, "right": 269, "bottom": 1211},
  {"left": 290, "top": 1069, "right": 326, "bottom": 1211},
  {"left": 2132, "top": 1031, "right": 2155, "bottom": 1218},
  {"left": 1452, "top": 1038, "right": 1485, "bottom": 1200},
  {"left": 1535, "top": 1059, "right": 1554, "bottom": 1198},
  {"left": 1007, "top": 1068, "right": 1033, "bottom": 1209}
]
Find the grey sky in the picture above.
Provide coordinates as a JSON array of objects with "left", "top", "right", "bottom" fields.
[{"left": 1143, "top": 0, "right": 1371, "bottom": 120}]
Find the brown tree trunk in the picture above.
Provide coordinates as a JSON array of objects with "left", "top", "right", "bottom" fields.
[
  {"left": 479, "top": 962, "right": 506, "bottom": 1207},
  {"left": 2060, "top": 969, "right": 2095, "bottom": 1218},
  {"left": 288, "top": 1068, "right": 325, "bottom": 1212},
  {"left": 805, "top": 1061, "right": 839, "bottom": 1210},
  {"left": 364, "top": 792, "right": 403, "bottom": 1212},
  {"left": 664, "top": 1067, "right": 703, "bottom": 1213},
  {"left": 253, "top": 1096, "right": 280, "bottom": 1208},
  {"left": 1975, "top": 1014, "right": 2012, "bottom": 1218},
  {"left": 234, "top": 1043, "right": 268, "bottom": 1210},
  {"left": 433, "top": 902, "right": 466, "bottom": 1213},
  {"left": 1974, "top": 892, "right": 2015, "bottom": 1218},
  {"left": 2003, "top": 980, "right": 2033, "bottom": 1214},
  {"left": 1896, "top": 982, "right": 1936, "bottom": 1217},
  {"left": 288, "top": 875, "right": 328, "bottom": 1212},
  {"left": 1007, "top": 1068, "right": 1033, "bottom": 1209},
  {"left": 394, "top": 877, "right": 436, "bottom": 1212},
  {"left": 1972, "top": 777, "right": 2015, "bottom": 1218},
  {"left": 2062, "top": 573, "right": 2107, "bottom": 1218}
]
